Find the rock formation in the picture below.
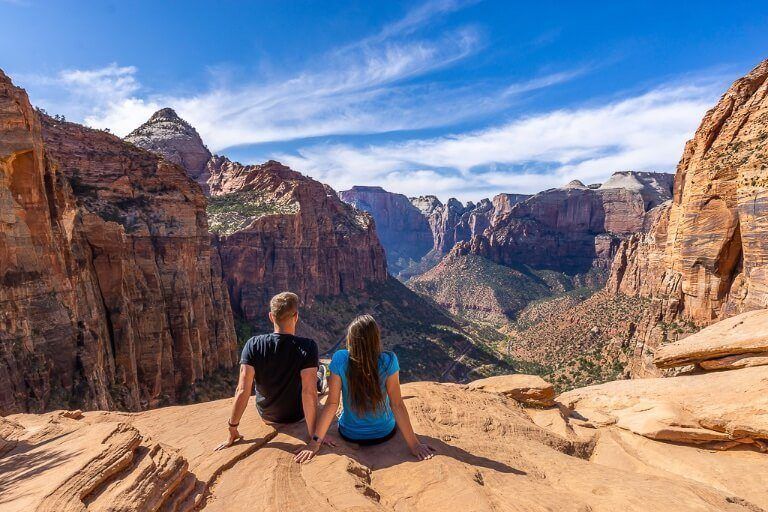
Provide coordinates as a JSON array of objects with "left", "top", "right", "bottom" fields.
[
  {"left": 205, "top": 158, "right": 388, "bottom": 322},
  {"left": 124, "top": 108, "right": 212, "bottom": 186},
  {"left": 610, "top": 59, "right": 768, "bottom": 322},
  {"left": 338, "top": 186, "right": 433, "bottom": 275},
  {"left": 460, "top": 172, "right": 674, "bottom": 275},
  {"left": 0, "top": 71, "right": 237, "bottom": 415},
  {"left": 607, "top": 59, "right": 768, "bottom": 375},
  {"left": 4, "top": 312, "right": 767, "bottom": 511}
]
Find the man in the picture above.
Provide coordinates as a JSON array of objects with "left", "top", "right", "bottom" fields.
[{"left": 216, "top": 292, "right": 326, "bottom": 450}]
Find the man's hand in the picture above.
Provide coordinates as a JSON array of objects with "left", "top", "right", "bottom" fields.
[
  {"left": 293, "top": 439, "right": 321, "bottom": 463},
  {"left": 214, "top": 426, "right": 243, "bottom": 451}
]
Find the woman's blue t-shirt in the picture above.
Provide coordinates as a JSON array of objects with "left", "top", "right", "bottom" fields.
[{"left": 329, "top": 349, "right": 400, "bottom": 439}]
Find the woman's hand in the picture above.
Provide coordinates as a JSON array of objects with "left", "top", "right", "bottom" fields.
[
  {"left": 294, "top": 440, "right": 322, "bottom": 463},
  {"left": 409, "top": 442, "right": 436, "bottom": 461},
  {"left": 214, "top": 426, "right": 243, "bottom": 451}
]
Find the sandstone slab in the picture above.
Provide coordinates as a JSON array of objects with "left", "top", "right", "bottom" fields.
[
  {"left": 654, "top": 308, "right": 768, "bottom": 368},
  {"left": 467, "top": 374, "right": 556, "bottom": 407}
]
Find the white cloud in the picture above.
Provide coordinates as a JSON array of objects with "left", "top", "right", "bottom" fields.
[
  {"left": 18, "top": 1, "right": 494, "bottom": 147},
  {"left": 276, "top": 82, "right": 720, "bottom": 202}
]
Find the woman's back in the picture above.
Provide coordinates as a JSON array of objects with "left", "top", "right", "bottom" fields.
[{"left": 329, "top": 349, "right": 399, "bottom": 440}]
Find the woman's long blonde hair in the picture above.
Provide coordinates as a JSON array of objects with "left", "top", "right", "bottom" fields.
[{"left": 346, "top": 315, "right": 385, "bottom": 414}]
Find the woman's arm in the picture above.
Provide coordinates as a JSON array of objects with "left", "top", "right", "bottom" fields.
[
  {"left": 386, "top": 372, "right": 435, "bottom": 460},
  {"left": 294, "top": 373, "right": 342, "bottom": 463}
]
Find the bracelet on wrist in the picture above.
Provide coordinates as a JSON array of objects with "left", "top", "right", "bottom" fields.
[{"left": 228, "top": 420, "right": 239, "bottom": 428}]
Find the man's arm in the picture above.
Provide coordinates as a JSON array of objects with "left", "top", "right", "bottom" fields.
[
  {"left": 300, "top": 367, "right": 318, "bottom": 440},
  {"left": 215, "top": 364, "right": 255, "bottom": 451}
]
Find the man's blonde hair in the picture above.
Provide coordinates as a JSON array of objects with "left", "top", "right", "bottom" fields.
[{"left": 270, "top": 292, "right": 299, "bottom": 323}]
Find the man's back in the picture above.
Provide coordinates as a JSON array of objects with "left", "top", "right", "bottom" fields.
[{"left": 240, "top": 333, "right": 319, "bottom": 423}]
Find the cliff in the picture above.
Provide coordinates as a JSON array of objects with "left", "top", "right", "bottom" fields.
[
  {"left": 461, "top": 172, "right": 674, "bottom": 275},
  {"left": 205, "top": 157, "right": 389, "bottom": 322},
  {"left": 0, "top": 71, "right": 237, "bottom": 415},
  {"left": 3, "top": 312, "right": 767, "bottom": 512},
  {"left": 607, "top": 59, "right": 768, "bottom": 374},
  {"left": 338, "top": 186, "right": 433, "bottom": 275}
]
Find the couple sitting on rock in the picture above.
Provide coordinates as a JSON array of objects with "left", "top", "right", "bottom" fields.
[{"left": 216, "top": 291, "right": 435, "bottom": 463}]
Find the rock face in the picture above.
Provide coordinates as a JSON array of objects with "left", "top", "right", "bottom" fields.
[
  {"left": 0, "top": 71, "right": 237, "bottom": 414},
  {"left": 125, "top": 108, "right": 212, "bottom": 185},
  {"left": 205, "top": 158, "right": 388, "bottom": 322},
  {"left": 610, "top": 59, "right": 768, "bottom": 324},
  {"left": 338, "top": 186, "right": 433, "bottom": 275},
  {"left": 5, "top": 352, "right": 768, "bottom": 511},
  {"left": 410, "top": 193, "right": 532, "bottom": 257},
  {"left": 461, "top": 172, "right": 673, "bottom": 275}
]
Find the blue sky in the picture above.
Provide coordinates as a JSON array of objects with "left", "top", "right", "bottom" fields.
[{"left": 2, "top": 0, "right": 767, "bottom": 201}]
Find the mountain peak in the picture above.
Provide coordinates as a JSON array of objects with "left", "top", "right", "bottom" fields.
[{"left": 125, "top": 107, "right": 211, "bottom": 180}]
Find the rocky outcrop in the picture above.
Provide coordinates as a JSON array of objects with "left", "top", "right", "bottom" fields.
[
  {"left": 5, "top": 354, "right": 768, "bottom": 511},
  {"left": 410, "top": 193, "right": 532, "bottom": 257},
  {"left": 206, "top": 158, "right": 388, "bottom": 321},
  {"left": 460, "top": 172, "right": 673, "bottom": 275},
  {"left": 467, "top": 374, "right": 555, "bottom": 407},
  {"left": 338, "top": 186, "right": 433, "bottom": 275},
  {"left": 610, "top": 59, "right": 768, "bottom": 324},
  {"left": 124, "top": 108, "right": 212, "bottom": 186},
  {"left": 653, "top": 308, "right": 768, "bottom": 370},
  {"left": 559, "top": 365, "right": 768, "bottom": 448},
  {"left": 0, "top": 71, "right": 237, "bottom": 414}
]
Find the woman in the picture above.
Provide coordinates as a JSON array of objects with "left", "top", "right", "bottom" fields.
[{"left": 294, "top": 315, "right": 435, "bottom": 463}]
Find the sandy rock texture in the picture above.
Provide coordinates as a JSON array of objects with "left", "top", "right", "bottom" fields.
[
  {"left": 654, "top": 308, "right": 768, "bottom": 369},
  {"left": 607, "top": 59, "right": 768, "bottom": 376},
  {"left": 0, "top": 71, "right": 237, "bottom": 415},
  {"left": 3, "top": 368, "right": 767, "bottom": 512},
  {"left": 467, "top": 374, "right": 555, "bottom": 407}
]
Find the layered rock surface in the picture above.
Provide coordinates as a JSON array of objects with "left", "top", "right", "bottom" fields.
[
  {"left": 460, "top": 172, "right": 673, "bottom": 275},
  {"left": 0, "top": 71, "right": 237, "bottom": 415},
  {"left": 610, "top": 59, "right": 768, "bottom": 324},
  {"left": 4, "top": 360, "right": 767, "bottom": 511},
  {"left": 607, "top": 59, "right": 768, "bottom": 376},
  {"left": 205, "top": 158, "right": 388, "bottom": 321},
  {"left": 339, "top": 186, "right": 433, "bottom": 275}
]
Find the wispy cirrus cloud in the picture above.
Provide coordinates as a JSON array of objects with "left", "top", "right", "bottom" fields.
[
  {"left": 16, "top": 0, "right": 503, "bottom": 148},
  {"left": 276, "top": 80, "right": 721, "bottom": 201}
]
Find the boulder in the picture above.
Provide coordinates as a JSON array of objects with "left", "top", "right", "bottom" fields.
[{"left": 467, "top": 374, "right": 555, "bottom": 407}]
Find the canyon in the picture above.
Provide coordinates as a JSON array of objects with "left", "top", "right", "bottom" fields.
[
  {"left": 0, "top": 71, "right": 237, "bottom": 416},
  {"left": 126, "top": 108, "right": 510, "bottom": 383}
]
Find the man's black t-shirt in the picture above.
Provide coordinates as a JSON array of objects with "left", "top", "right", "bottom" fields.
[{"left": 240, "top": 333, "right": 319, "bottom": 423}]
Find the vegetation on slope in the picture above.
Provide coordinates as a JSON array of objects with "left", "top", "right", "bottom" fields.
[{"left": 207, "top": 190, "right": 299, "bottom": 235}]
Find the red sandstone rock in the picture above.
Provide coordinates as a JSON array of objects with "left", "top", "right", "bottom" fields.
[
  {"left": 205, "top": 157, "right": 388, "bottom": 321},
  {"left": 339, "top": 186, "right": 433, "bottom": 275},
  {"left": 462, "top": 173, "right": 672, "bottom": 275},
  {"left": 608, "top": 59, "right": 768, "bottom": 374},
  {"left": 0, "top": 71, "right": 237, "bottom": 415}
]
